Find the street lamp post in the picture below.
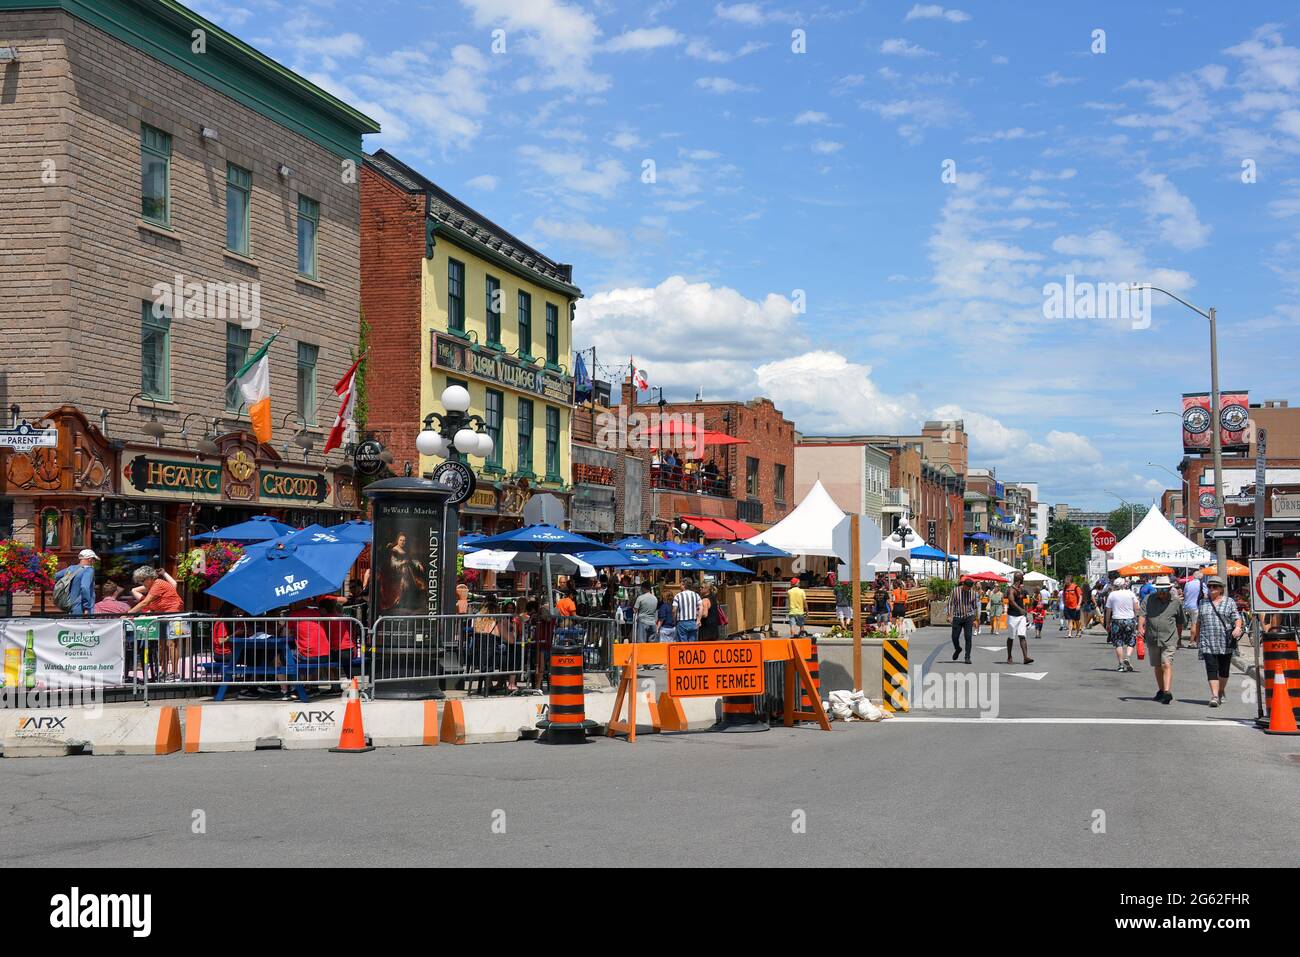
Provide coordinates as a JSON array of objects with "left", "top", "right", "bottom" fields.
[
  {"left": 1132, "top": 285, "right": 1228, "bottom": 579},
  {"left": 415, "top": 385, "right": 494, "bottom": 465}
]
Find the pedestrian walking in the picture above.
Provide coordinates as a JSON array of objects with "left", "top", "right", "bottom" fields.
[
  {"left": 673, "top": 581, "right": 702, "bottom": 642},
  {"left": 633, "top": 582, "right": 658, "bottom": 643},
  {"left": 786, "top": 577, "right": 807, "bottom": 637},
  {"left": 1179, "top": 570, "right": 1203, "bottom": 648},
  {"left": 949, "top": 577, "right": 979, "bottom": 664},
  {"left": 1189, "top": 576, "right": 1242, "bottom": 708},
  {"left": 1062, "top": 577, "right": 1084, "bottom": 638},
  {"left": 1031, "top": 596, "right": 1046, "bottom": 639},
  {"left": 53, "top": 548, "right": 98, "bottom": 615},
  {"left": 1104, "top": 576, "right": 1139, "bottom": 672},
  {"left": 890, "top": 579, "right": 909, "bottom": 626},
  {"left": 1138, "top": 575, "right": 1187, "bottom": 704},
  {"left": 834, "top": 579, "right": 853, "bottom": 628},
  {"left": 987, "top": 584, "right": 1004, "bottom": 636},
  {"left": 1004, "top": 573, "right": 1035, "bottom": 665},
  {"left": 975, "top": 584, "right": 989, "bottom": 635}
]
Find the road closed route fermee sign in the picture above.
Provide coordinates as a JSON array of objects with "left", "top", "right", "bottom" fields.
[{"left": 666, "top": 641, "right": 765, "bottom": 698}]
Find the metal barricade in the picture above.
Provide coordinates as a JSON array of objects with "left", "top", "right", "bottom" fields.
[
  {"left": 370, "top": 613, "right": 537, "bottom": 695},
  {"left": 127, "top": 613, "right": 366, "bottom": 703}
]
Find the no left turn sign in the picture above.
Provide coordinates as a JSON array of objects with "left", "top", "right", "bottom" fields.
[{"left": 1250, "top": 559, "right": 1300, "bottom": 613}]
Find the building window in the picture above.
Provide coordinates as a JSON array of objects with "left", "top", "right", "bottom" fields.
[
  {"left": 141, "top": 301, "right": 170, "bottom": 400},
  {"left": 774, "top": 463, "right": 786, "bottom": 503},
  {"left": 746, "top": 456, "right": 759, "bottom": 497},
  {"left": 545, "top": 302, "right": 559, "bottom": 365},
  {"left": 225, "top": 323, "right": 250, "bottom": 411},
  {"left": 297, "top": 195, "right": 319, "bottom": 278},
  {"left": 140, "top": 125, "right": 171, "bottom": 226},
  {"left": 485, "top": 389, "right": 503, "bottom": 471},
  {"left": 297, "top": 342, "right": 318, "bottom": 424},
  {"left": 486, "top": 275, "right": 501, "bottom": 345},
  {"left": 226, "top": 163, "right": 251, "bottom": 254},
  {"left": 448, "top": 258, "right": 465, "bottom": 334},
  {"left": 517, "top": 398, "right": 534, "bottom": 475},
  {"left": 518, "top": 291, "right": 532, "bottom": 357},
  {"left": 545, "top": 406, "right": 560, "bottom": 479}
]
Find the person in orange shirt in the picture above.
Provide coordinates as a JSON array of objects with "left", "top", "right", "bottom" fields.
[
  {"left": 890, "top": 580, "right": 909, "bottom": 623},
  {"left": 128, "top": 565, "right": 184, "bottom": 680},
  {"left": 554, "top": 589, "right": 577, "bottom": 619}
]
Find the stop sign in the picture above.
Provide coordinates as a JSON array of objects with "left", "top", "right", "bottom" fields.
[{"left": 1091, "top": 526, "right": 1117, "bottom": 552}]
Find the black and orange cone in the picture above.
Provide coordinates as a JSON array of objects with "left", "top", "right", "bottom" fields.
[
  {"left": 330, "top": 678, "right": 375, "bottom": 752},
  {"left": 537, "top": 631, "right": 597, "bottom": 743}
]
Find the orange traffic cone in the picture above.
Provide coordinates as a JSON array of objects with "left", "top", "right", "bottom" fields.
[
  {"left": 330, "top": 678, "right": 375, "bottom": 752},
  {"left": 1263, "top": 670, "right": 1300, "bottom": 736}
]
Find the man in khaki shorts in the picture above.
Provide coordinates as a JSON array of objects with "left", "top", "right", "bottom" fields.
[{"left": 1138, "top": 575, "right": 1187, "bottom": 704}]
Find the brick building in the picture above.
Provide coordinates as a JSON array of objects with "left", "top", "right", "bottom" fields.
[
  {"left": 360, "top": 150, "right": 580, "bottom": 537},
  {"left": 0, "top": 0, "right": 378, "bottom": 612}
]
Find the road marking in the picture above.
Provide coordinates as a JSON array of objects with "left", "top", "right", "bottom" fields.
[
  {"left": 885, "top": 716, "right": 1252, "bottom": 726},
  {"left": 978, "top": 646, "right": 1003, "bottom": 651},
  {"left": 1002, "top": 672, "right": 1048, "bottom": 680}
]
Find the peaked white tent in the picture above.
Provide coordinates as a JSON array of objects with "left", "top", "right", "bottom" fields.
[
  {"left": 748, "top": 480, "right": 849, "bottom": 558},
  {"left": 958, "top": 554, "right": 1018, "bottom": 577},
  {"left": 1107, "top": 504, "right": 1211, "bottom": 570},
  {"left": 867, "top": 521, "right": 924, "bottom": 571}
]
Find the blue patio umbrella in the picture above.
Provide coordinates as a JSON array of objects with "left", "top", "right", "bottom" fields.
[
  {"left": 908, "top": 543, "right": 957, "bottom": 561},
  {"left": 573, "top": 550, "right": 674, "bottom": 570},
  {"left": 321, "top": 519, "right": 373, "bottom": 544},
  {"left": 207, "top": 538, "right": 366, "bottom": 615},
  {"left": 471, "top": 523, "right": 618, "bottom": 555},
  {"left": 691, "top": 554, "right": 755, "bottom": 575},
  {"left": 652, "top": 540, "right": 701, "bottom": 554},
  {"left": 703, "top": 540, "right": 789, "bottom": 559},
  {"left": 194, "top": 514, "right": 295, "bottom": 543},
  {"left": 614, "top": 536, "right": 665, "bottom": 550},
  {"left": 458, "top": 533, "right": 487, "bottom": 553}
]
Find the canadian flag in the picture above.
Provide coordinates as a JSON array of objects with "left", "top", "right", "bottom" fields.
[
  {"left": 323, "top": 354, "right": 365, "bottom": 454},
  {"left": 631, "top": 360, "right": 648, "bottom": 391}
]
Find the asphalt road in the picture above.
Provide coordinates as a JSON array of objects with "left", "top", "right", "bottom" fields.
[{"left": 1, "top": 622, "right": 1296, "bottom": 867}]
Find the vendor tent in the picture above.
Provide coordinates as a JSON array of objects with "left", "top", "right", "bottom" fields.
[
  {"left": 1106, "top": 505, "right": 1211, "bottom": 570},
  {"left": 958, "top": 554, "right": 1019, "bottom": 577},
  {"left": 746, "top": 480, "right": 849, "bottom": 558}
]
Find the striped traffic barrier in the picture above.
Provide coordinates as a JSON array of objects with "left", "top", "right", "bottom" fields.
[
  {"left": 1259, "top": 631, "right": 1300, "bottom": 728},
  {"left": 882, "top": 637, "right": 910, "bottom": 712},
  {"left": 797, "top": 634, "right": 821, "bottom": 722},
  {"left": 536, "top": 631, "right": 596, "bottom": 743}
]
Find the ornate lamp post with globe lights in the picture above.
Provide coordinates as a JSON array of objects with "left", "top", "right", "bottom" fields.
[{"left": 415, "top": 384, "right": 494, "bottom": 465}]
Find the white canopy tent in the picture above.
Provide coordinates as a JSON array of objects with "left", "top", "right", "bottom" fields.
[
  {"left": 1106, "top": 505, "right": 1211, "bottom": 570},
  {"left": 867, "top": 521, "right": 924, "bottom": 572},
  {"left": 748, "top": 479, "right": 852, "bottom": 558},
  {"left": 958, "top": 554, "right": 1019, "bottom": 577},
  {"left": 463, "top": 549, "right": 597, "bottom": 578}
]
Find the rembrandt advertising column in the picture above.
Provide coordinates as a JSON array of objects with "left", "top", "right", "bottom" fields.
[{"left": 364, "top": 476, "right": 459, "bottom": 699}]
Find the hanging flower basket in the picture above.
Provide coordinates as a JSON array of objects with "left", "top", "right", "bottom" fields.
[
  {"left": 0, "top": 540, "right": 59, "bottom": 594},
  {"left": 175, "top": 541, "right": 245, "bottom": 592}
]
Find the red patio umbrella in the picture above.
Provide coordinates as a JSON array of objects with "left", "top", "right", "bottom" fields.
[{"left": 966, "top": 571, "right": 1009, "bottom": 583}]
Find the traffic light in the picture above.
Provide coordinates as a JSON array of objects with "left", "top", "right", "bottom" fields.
[
  {"left": 1040, "top": 543, "right": 1049, "bottom": 558},
  {"left": 1016, "top": 543, "right": 1024, "bottom": 557}
]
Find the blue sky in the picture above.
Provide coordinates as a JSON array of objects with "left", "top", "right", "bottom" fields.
[{"left": 193, "top": 0, "right": 1300, "bottom": 511}]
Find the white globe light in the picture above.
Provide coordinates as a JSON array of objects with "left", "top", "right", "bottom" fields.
[
  {"left": 454, "top": 427, "right": 479, "bottom": 455},
  {"left": 476, "top": 431, "right": 494, "bottom": 458},
  {"left": 441, "top": 384, "right": 471, "bottom": 413},
  {"left": 416, "top": 429, "right": 445, "bottom": 457}
]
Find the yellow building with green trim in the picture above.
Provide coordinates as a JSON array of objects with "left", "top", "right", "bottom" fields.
[{"left": 362, "top": 150, "right": 580, "bottom": 534}]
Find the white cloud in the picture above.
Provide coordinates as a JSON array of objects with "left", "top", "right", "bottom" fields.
[
  {"left": 811, "top": 139, "right": 844, "bottom": 154},
  {"left": 714, "top": 2, "right": 795, "bottom": 26},
  {"left": 686, "top": 38, "right": 768, "bottom": 62},
  {"left": 1041, "top": 71, "right": 1082, "bottom": 87},
  {"left": 1048, "top": 229, "right": 1195, "bottom": 293},
  {"left": 696, "top": 76, "right": 759, "bottom": 94},
  {"left": 832, "top": 74, "right": 866, "bottom": 95},
  {"left": 1137, "top": 171, "right": 1211, "bottom": 250},
  {"left": 904, "top": 4, "right": 971, "bottom": 23},
  {"left": 517, "top": 146, "right": 630, "bottom": 198},
  {"left": 862, "top": 97, "right": 959, "bottom": 142},
  {"left": 881, "top": 38, "right": 934, "bottom": 57},
  {"left": 605, "top": 27, "right": 682, "bottom": 53},
  {"left": 757, "top": 353, "right": 922, "bottom": 432},
  {"left": 932, "top": 406, "right": 1102, "bottom": 471},
  {"left": 965, "top": 126, "right": 1042, "bottom": 143},
  {"left": 466, "top": 174, "right": 498, "bottom": 191},
  {"left": 1225, "top": 25, "right": 1300, "bottom": 91},
  {"left": 794, "top": 110, "right": 831, "bottom": 125},
  {"left": 531, "top": 217, "right": 625, "bottom": 257},
  {"left": 460, "top": 0, "right": 607, "bottom": 93}
]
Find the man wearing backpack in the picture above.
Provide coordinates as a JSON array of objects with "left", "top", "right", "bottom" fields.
[{"left": 54, "top": 549, "right": 98, "bottom": 616}]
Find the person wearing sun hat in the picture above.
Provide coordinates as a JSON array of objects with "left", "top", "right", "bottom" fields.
[
  {"left": 1190, "top": 575, "right": 1243, "bottom": 708},
  {"left": 1138, "top": 575, "right": 1187, "bottom": 704}
]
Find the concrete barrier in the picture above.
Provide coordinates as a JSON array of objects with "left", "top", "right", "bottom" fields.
[
  {"left": 814, "top": 638, "right": 885, "bottom": 703},
  {"left": 2, "top": 707, "right": 182, "bottom": 757},
  {"left": 366, "top": 700, "right": 440, "bottom": 748},
  {"left": 439, "top": 689, "right": 659, "bottom": 744},
  {"left": 184, "top": 698, "right": 442, "bottom": 752}
]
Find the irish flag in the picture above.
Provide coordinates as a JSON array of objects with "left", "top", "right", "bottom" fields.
[{"left": 234, "top": 334, "right": 277, "bottom": 443}]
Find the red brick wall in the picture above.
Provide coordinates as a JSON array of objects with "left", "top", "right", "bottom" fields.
[{"left": 360, "top": 167, "right": 425, "bottom": 474}]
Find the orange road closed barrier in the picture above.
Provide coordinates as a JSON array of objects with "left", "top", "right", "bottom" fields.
[{"left": 608, "top": 639, "right": 830, "bottom": 742}]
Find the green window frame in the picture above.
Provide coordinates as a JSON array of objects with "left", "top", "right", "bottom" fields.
[
  {"left": 140, "top": 125, "right": 171, "bottom": 226},
  {"left": 226, "top": 163, "right": 251, "bottom": 255},
  {"left": 485, "top": 389, "right": 503, "bottom": 471},
  {"left": 517, "top": 291, "right": 532, "bottom": 357},
  {"left": 297, "top": 195, "right": 319, "bottom": 279},
  {"left": 545, "top": 302, "right": 559, "bottom": 365},
  {"left": 485, "top": 275, "right": 501, "bottom": 346},
  {"left": 545, "top": 406, "right": 560, "bottom": 480},
  {"left": 448, "top": 258, "right": 465, "bottom": 334},
  {"left": 297, "top": 342, "right": 319, "bottom": 424},
  {"left": 517, "top": 398, "right": 534, "bottom": 476},
  {"left": 225, "top": 323, "right": 250, "bottom": 411},
  {"left": 141, "top": 300, "right": 171, "bottom": 400}
]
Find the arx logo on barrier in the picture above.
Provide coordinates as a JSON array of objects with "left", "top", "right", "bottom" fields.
[
  {"left": 17, "top": 715, "right": 68, "bottom": 731},
  {"left": 289, "top": 710, "right": 335, "bottom": 724}
]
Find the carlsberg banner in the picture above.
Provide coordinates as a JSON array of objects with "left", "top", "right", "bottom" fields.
[{"left": 1, "top": 619, "right": 126, "bottom": 690}]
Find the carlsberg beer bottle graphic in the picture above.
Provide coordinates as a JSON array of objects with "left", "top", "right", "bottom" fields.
[{"left": 23, "top": 628, "right": 36, "bottom": 689}]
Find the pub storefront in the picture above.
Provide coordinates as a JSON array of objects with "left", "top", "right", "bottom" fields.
[{"left": 0, "top": 406, "right": 361, "bottom": 612}]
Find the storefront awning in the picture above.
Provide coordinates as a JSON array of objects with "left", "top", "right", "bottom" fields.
[{"left": 681, "top": 515, "right": 761, "bottom": 541}]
